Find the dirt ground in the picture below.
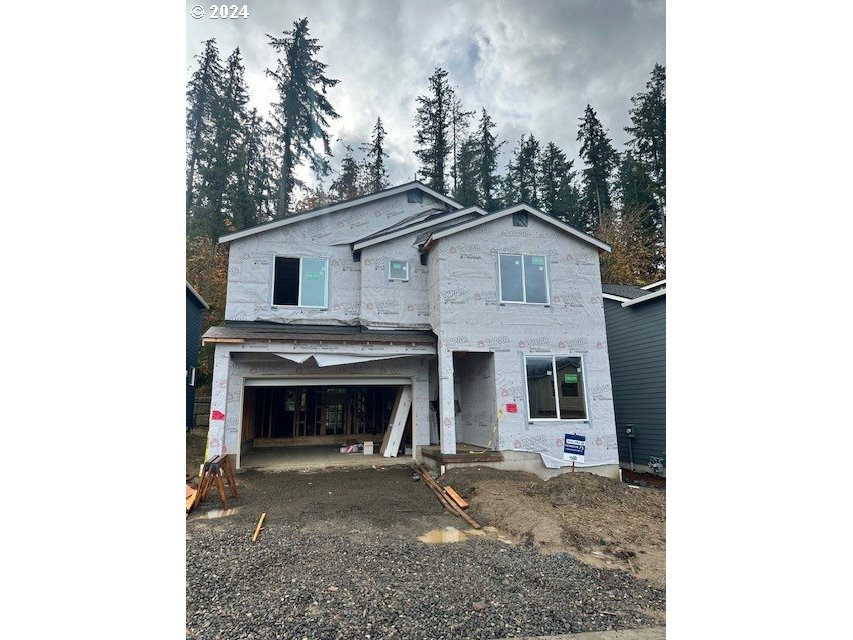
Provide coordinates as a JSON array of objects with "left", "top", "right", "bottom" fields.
[
  {"left": 186, "top": 427, "right": 208, "bottom": 478},
  {"left": 440, "top": 467, "right": 666, "bottom": 588}
]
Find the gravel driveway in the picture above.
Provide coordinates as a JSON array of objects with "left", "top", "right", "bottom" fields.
[{"left": 186, "top": 467, "right": 665, "bottom": 639}]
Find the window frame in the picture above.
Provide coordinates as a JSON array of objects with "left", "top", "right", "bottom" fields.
[
  {"left": 497, "top": 253, "right": 551, "bottom": 305},
  {"left": 271, "top": 255, "right": 330, "bottom": 309},
  {"left": 388, "top": 259, "right": 410, "bottom": 282},
  {"left": 522, "top": 354, "right": 589, "bottom": 422}
]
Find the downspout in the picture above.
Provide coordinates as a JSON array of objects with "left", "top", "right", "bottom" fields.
[{"left": 625, "top": 423, "right": 635, "bottom": 471}]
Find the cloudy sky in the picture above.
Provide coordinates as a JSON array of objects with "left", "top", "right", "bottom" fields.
[{"left": 186, "top": 0, "right": 665, "bottom": 189}]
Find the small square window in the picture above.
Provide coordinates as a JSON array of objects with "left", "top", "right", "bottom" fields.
[
  {"left": 407, "top": 189, "right": 423, "bottom": 203},
  {"left": 512, "top": 211, "right": 528, "bottom": 227},
  {"left": 389, "top": 259, "right": 409, "bottom": 281}
]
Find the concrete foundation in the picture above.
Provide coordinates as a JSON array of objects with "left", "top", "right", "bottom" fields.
[{"left": 418, "top": 448, "right": 620, "bottom": 481}]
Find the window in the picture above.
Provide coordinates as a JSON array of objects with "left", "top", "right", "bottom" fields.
[
  {"left": 187, "top": 367, "right": 196, "bottom": 387},
  {"left": 524, "top": 355, "right": 587, "bottom": 420},
  {"left": 498, "top": 254, "right": 549, "bottom": 304},
  {"left": 273, "top": 256, "right": 329, "bottom": 308},
  {"left": 388, "top": 259, "right": 409, "bottom": 281}
]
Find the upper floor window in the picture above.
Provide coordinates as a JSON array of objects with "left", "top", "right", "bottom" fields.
[
  {"left": 498, "top": 254, "right": 549, "bottom": 304},
  {"left": 524, "top": 355, "right": 588, "bottom": 421},
  {"left": 388, "top": 259, "right": 409, "bottom": 281},
  {"left": 273, "top": 256, "right": 329, "bottom": 308}
]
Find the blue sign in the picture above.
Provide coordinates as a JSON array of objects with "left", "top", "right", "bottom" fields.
[{"left": 563, "top": 433, "right": 586, "bottom": 463}]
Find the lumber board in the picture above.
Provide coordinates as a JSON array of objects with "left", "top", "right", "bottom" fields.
[
  {"left": 443, "top": 486, "right": 468, "bottom": 509},
  {"left": 414, "top": 462, "right": 480, "bottom": 529},
  {"left": 252, "top": 513, "right": 267, "bottom": 542},
  {"left": 380, "top": 386, "right": 412, "bottom": 457}
]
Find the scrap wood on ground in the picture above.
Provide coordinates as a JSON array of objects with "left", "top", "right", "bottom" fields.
[{"left": 439, "top": 466, "right": 666, "bottom": 587}]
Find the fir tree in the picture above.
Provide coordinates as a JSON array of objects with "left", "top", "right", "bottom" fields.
[
  {"left": 453, "top": 138, "right": 480, "bottom": 206},
  {"left": 360, "top": 117, "right": 389, "bottom": 194},
  {"left": 414, "top": 68, "right": 454, "bottom": 193},
  {"left": 507, "top": 134, "right": 540, "bottom": 207},
  {"left": 266, "top": 18, "right": 340, "bottom": 218},
  {"left": 186, "top": 39, "right": 223, "bottom": 222},
  {"left": 538, "top": 142, "right": 583, "bottom": 227},
  {"left": 625, "top": 64, "right": 666, "bottom": 212},
  {"left": 330, "top": 145, "right": 362, "bottom": 202},
  {"left": 450, "top": 93, "right": 475, "bottom": 194},
  {"left": 474, "top": 108, "right": 503, "bottom": 211},
  {"left": 577, "top": 104, "right": 618, "bottom": 228},
  {"left": 230, "top": 108, "right": 272, "bottom": 230}
]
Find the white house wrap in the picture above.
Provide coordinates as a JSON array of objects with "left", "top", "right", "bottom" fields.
[{"left": 204, "top": 182, "right": 619, "bottom": 477}]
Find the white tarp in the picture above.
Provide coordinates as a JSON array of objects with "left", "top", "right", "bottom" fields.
[{"left": 274, "top": 352, "right": 416, "bottom": 367}]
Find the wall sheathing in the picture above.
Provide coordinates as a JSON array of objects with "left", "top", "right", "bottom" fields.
[
  {"left": 429, "top": 215, "right": 619, "bottom": 469},
  {"left": 360, "top": 234, "right": 431, "bottom": 328},
  {"left": 224, "top": 192, "right": 445, "bottom": 325},
  {"left": 207, "top": 341, "right": 433, "bottom": 463}
]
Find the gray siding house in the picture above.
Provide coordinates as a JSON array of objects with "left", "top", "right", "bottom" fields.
[
  {"left": 602, "top": 283, "right": 666, "bottom": 475},
  {"left": 186, "top": 282, "right": 209, "bottom": 430},
  {"left": 203, "top": 182, "right": 621, "bottom": 478}
]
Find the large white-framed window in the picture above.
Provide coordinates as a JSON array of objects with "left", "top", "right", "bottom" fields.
[
  {"left": 272, "top": 256, "right": 329, "bottom": 308},
  {"left": 523, "top": 354, "right": 588, "bottom": 421},
  {"left": 498, "top": 253, "right": 550, "bottom": 304}
]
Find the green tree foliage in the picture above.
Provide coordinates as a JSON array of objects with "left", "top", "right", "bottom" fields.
[
  {"left": 230, "top": 108, "right": 274, "bottom": 230},
  {"left": 453, "top": 138, "right": 480, "bottom": 206},
  {"left": 266, "top": 18, "right": 340, "bottom": 218},
  {"left": 577, "top": 104, "right": 618, "bottom": 228},
  {"left": 414, "top": 68, "right": 454, "bottom": 193},
  {"left": 330, "top": 145, "right": 361, "bottom": 201},
  {"left": 450, "top": 93, "right": 475, "bottom": 194},
  {"left": 186, "top": 39, "right": 223, "bottom": 222},
  {"left": 474, "top": 108, "right": 503, "bottom": 211},
  {"left": 360, "top": 117, "right": 389, "bottom": 193},
  {"left": 538, "top": 142, "right": 583, "bottom": 228},
  {"left": 625, "top": 64, "right": 666, "bottom": 213},
  {"left": 191, "top": 48, "right": 249, "bottom": 242},
  {"left": 506, "top": 134, "right": 541, "bottom": 207}
]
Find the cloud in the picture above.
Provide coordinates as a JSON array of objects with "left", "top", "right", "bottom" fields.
[{"left": 186, "top": 0, "right": 664, "bottom": 189}]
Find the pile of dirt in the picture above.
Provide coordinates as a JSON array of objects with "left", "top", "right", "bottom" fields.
[{"left": 440, "top": 467, "right": 666, "bottom": 587}]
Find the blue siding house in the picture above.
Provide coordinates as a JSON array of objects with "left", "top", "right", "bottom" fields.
[
  {"left": 602, "top": 282, "right": 666, "bottom": 475},
  {"left": 187, "top": 282, "right": 209, "bottom": 430}
]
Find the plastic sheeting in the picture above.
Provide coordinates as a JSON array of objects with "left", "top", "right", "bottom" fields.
[{"left": 274, "top": 352, "right": 417, "bottom": 367}]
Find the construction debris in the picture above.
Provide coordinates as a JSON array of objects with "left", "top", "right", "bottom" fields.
[
  {"left": 443, "top": 486, "right": 468, "bottom": 510},
  {"left": 413, "top": 462, "right": 480, "bottom": 529},
  {"left": 251, "top": 513, "right": 267, "bottom": 542}
]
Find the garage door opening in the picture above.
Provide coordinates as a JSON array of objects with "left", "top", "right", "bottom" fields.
[{"left": 239, "top": 380, "right": 413, "bottom": 468}]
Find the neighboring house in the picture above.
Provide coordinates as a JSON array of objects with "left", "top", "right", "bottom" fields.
[
  {"left": 203, "top": 181, "right": 620, "bottom": 478},
  {"left": 187, "top": 281, "right": 209, "bottom": 430},
  {"left": 602, "top": 283, "right": 666, "bottom": 475}
]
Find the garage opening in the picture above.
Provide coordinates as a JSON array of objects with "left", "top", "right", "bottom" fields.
[{"left": 239, "top": 378, "right": 413, "bottom": 467}]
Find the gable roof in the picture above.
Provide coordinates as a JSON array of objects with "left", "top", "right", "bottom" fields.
[
  {"left": 218, "top": 181, "right": 464, "bottom": 244},
  {"left": 186, "top": 281, "right": 209, "bottom": 310},
  {"left": 353, "top": 205, "right": 488, "bottom": 251},
  {"left": 602, "top": 284, "right": 648, "bottom": 300},
  {"left": 417, "top": 203, "right": 611, "bottom": 253}
]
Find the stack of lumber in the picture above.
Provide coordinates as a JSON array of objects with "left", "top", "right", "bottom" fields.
[{"left": 413, "top": 461, "right": 480, "bottom": 529}]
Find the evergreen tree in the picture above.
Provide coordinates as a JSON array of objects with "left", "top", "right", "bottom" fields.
[
  {"left": 186, "top": 39, "right": 223, "bottom": 222},
  {"left": 616, "top": 152, "right": 657, "bottom": 229},
  {"left": 359, "top": 117, "right": 389, "bottom": 194},
  {"left": 625, "top": 64, "right": 666, "bottom": 212},
  {"left": 330, "top": 145, "right": 362, "bottom": 202},
  {"left": 538, "top": 142, "right": 583, "bottom": 227},
  {"left": 507, "top": 134, "right": 540, "bottom": 207},
  {"left": 191, "top": 47, "right": 249, "bottom": 293},
  {"left": 266, "top": 18, "right": 340, "bottom": 218},
  {"left": 414, "top": 68, "right": 454, "bottom": 193},
  {"left": 450, "top": 93, "right": 475, "bottom": 194},
  {"left": 230, "top": 108, "right": 272, "bottom": 230},
  {"left": 474, "top": 108, "right": 503, "bottom": 211},
  {"left": 453, "top": 138, "right": 480, "bottom": 206},
  {"left": 192, "top": 47, "right": 249, "bottom": 242},
  {"left": 577, "top": 104, "right": 618, "bottom": 228}
]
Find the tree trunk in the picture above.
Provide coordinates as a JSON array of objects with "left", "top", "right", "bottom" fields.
[{"left": 278, "top": 126, "right": 292, "bottom": 219}]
